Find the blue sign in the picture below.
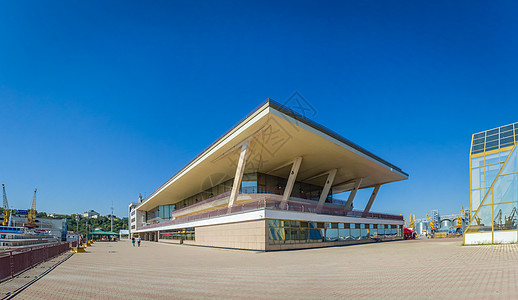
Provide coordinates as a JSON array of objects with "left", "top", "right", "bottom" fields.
[{"left": 16, "top": 209, "right": 30, "bottom": 215}]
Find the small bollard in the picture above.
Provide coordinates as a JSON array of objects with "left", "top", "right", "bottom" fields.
[{"left": 180, "top": 239, "right": 184, "bottom": 244}]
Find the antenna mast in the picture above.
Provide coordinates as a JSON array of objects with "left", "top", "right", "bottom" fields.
[{"left": 110, "top": 200, "right": 114, "bottom": 232}]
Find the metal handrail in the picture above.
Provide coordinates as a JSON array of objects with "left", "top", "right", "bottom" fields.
[
  {"left": 0, "top": 241, "right": 73, "bottom": 282},
  {"left": 137, "top": 197, "right": 403, "bottom": 231}
]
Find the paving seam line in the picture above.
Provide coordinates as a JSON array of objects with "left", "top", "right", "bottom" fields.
[{"left": 1, "top": 252, "right": 75, "bottom": 300}]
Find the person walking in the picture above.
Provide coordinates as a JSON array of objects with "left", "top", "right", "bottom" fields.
[
  {"left": 137, "top": 236, "right": 141, "bottom": 247},
  {"left": 132, "top": 236, "right": 135, "bottom": 247}
]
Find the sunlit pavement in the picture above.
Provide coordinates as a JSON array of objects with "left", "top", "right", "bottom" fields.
[{"left": 12, "top": 238, "right": 518, "bottom": 299}]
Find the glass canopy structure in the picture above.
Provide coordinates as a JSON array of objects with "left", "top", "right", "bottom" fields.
[{"left": 465, "top": 122, "right": 518, "bottom": 245}]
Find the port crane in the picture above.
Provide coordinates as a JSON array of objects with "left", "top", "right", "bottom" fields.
[
  {"left": 24, "top": 188, "right": 37, "bottom": 228},
  {"left": 506, "top": 207, "right": 517, "bottom": 228},
  {"left": 455, "top": 206, "right": 464, "bottom": 233},
  {"left": 405, "top": 214, "right": 416, "bottom": 229},
  {"left": 426, "top": 213, "right": 436, "bottom": 234},
  {"left": 2, "top": 184, "right": 11, "bottom": 226},
  {"left": 494, "top": 208, "right": 503, "bottom": 230}
]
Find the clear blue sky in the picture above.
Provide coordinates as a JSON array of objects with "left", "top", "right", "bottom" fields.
[{"left": 1, "top": 1, "right": 517, "bottom": 219}]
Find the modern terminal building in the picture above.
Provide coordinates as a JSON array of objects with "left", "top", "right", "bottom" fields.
[
  {"left": 465, "top": 122, "right": 518, "bottom": 245},
  {"left": 130, "top": 100, "right": 408, "bottom": 251}
]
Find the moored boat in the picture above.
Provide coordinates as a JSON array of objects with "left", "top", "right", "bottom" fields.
[{"left": 0, "top": 225, "right": 60, "bottom": 248}]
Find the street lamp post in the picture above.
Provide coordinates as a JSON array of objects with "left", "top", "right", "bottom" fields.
[
  {"left": 86, "top": 219, "right": 89, "bottom": 241},
  {"left": 75, "top": 215, "right": 80, "bottom": 247}
]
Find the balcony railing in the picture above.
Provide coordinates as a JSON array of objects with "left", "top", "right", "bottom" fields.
[{"left": 137, "top": 197, "right": 403, "bottom": 231}]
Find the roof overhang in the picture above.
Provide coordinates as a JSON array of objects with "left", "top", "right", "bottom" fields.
[{"left": 137, "top": 100, "right": 408, "bottom": 211}]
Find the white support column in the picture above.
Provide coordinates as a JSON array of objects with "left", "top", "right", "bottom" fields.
[
  {"left": 228, "top": 141, "right": 250, "bottom": 209},
  {"left": 345, "top": 178, "right": 363, "bottom": 210},
  {"left": 316, "top": 169, "right": 337, "bottom": 209},
  {"left": 362, "top": 185, "right": 381, "bottom": 217},
  {"left": 279, "top": 157, "right": 303, "bottom": 209}
]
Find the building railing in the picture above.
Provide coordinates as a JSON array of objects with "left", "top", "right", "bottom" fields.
[
  {"left": 137, "top": 197, "right": 403, "bottom": 231},
  {"left": 0, "top": 241, "right": 74, "bottom": 283}
]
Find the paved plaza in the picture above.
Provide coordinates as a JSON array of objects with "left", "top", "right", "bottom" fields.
[{"left": 5, "top": 238, "right": 518, "bottom": 299}]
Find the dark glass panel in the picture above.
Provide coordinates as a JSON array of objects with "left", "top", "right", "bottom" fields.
[
  {"left": 486, "top": 134, "right": 499, "bottom": 142},
  {"left": 487, "top": 128, "right": 499, "bottom": 136},
  {"left": 472, "top": 144, "right": 484, "bottom": 151},
  {"left": 472, "top": 149, "right": 484, "bottom": 155},
  {"left": 474, "top": 132, "right": 486, "bottom": 139},
  {"left": 501, "top": 124, "right": 514, "bottom": 132},
  {"left": 473, "top": 138, "right": 485, "bottom": 145},
  {"left": 500, "top": 130, "right": 514, "bottom": 139},
  {"left": 500, "top": 141, "right": 514, "bottom": 149},
  {"left": 485, "top": 141, "right": 499, "bottom": 149}
]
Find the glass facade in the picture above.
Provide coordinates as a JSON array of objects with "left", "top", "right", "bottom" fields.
[
  {"left": 147, "top": 172, "right": 333, "bottom": 223},
  {"left": 147, "top": 204, "right": 176, "bottom": 223},
  {"left": 467, "top": 123, "right": 518, "bottom": 241},
  {"left": 159, "top": 228, "right": 195, "bottom": 240},
  {"left": 471, "top": 123, "right": 518, "bottom": 155},
  {"left": 268, "top": 219, "right": 402, "bottom": 245}
]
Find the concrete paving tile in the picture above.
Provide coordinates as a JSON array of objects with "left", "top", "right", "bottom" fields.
[{"left": 7, "top": 238, "right": 518, "bottom": 299}]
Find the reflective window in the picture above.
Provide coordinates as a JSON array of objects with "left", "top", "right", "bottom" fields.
[
  {"left": 339, "top": 228, "right": 351, "bottom": 240},
  {"left": 493, "top": 174, "right": 517, "bottom": 204},
  {"left": 160, "top": 228, "right": 195, "bottom": 240},
  {"left": 500, "top": 150, "right": 511, "bottom": 163},
  {"left": 485, "top": 153, "right": 499, "bottom": 165},
  {"left": 485, "top": 164, "right": 499, "bottom": 188},
  {"left": 467, "top": 205, "right": 493, "bottom": 232},
  {"left": 471, "top": 156, "right": 484, "bottom": 168},
  {"left": 471, "top": 189, "right": 484, "bottom": 212},
  {"left": 493, "top": 202, "right": 518, "bottom": 231},
  {"left": 471, "top": 167, "right": 484, "bottom": 189},
  {"left": 351, "top": 228, "right": 360, "bottom": 240},
  {"left": 360, "top": 228, "right": 369, "bottom": 239},
  {"left": 325, "top": 228, "right": 339, "bottom": 242},
  {"left": 501, "top": 147, "right": 517, "bottom": 174},
  {"left": 268, "top": 220, "right": 402, "bottom": 244}
]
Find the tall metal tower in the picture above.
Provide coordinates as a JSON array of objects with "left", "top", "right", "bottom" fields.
[
  {"left": 110, "top": 200, "right": 114, "bottom": 232},
  {"left": 432, "top": 209, "right": 440, "bottom": 229}
]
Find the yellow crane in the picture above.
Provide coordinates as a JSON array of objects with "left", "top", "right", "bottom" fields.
[
  {"left": 426, "top": 213, "right": 436, "bottom": 233},
  {"left": 505, "top": 207, "right": 517, "bottom": 228},
  {"left": 24, "top": 188, "right": 37, "bottom": 228},
  {"left": 409, "top": 214, "right": 415, "bottom": 229},
  {"left": 2, "top": 184, "right": 11, "bottom": 226}
]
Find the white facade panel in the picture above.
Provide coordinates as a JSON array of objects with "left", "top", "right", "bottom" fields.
[
  {"left": 493, "top": 231, "right": 518, "bottom": 244},
  {"left": 464, "top": 232, "right": 492, "bottom": 245}
]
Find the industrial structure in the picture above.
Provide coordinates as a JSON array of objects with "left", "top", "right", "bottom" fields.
[
  {"left": 465, "top": 122, "right": 518, "bottom": 244},
  {"left": 24, "top": 188, "right": 38, "bottom": 228},
  {"left": 0, "top": 185, "right": 68, "bottom": 241},
  {"left": 2, "top": 184, "right": 11, "bottom": 226},
  {"left": 130, "top": 100, "right": 409, "bottom": 251},
  {"left": 413, "top": 209, "right": 469, "bottom": 236}
]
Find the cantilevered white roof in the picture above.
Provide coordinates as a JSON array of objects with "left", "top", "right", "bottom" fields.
[{"left": 137, "top": 100, "right": 408, "bottom": 210}]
